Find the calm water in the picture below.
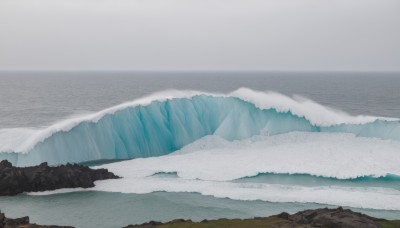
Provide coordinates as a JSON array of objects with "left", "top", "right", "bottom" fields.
[
  {"left": 0, "top": 191, "right": 399, "bottom": 228},
  {"left": 0, "top": 71, "right": 399, "bottom": 128}
]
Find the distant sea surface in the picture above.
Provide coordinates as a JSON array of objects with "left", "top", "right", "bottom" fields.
[{"left": 1, "top": 71, "right": 399, "bottom": 128}]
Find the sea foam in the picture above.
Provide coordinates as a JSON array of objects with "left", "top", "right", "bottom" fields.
[
  {"left": 97, "top": 132, "right": 400, "bottom": 181},
  {"left": 21, "top": 130, "right": 400, "bottom": 210},
  {"left": 86, "top": 132, "right": 400, "bottom": 210},
  {"left": 30, "top": 132, "right": 400, "bottom": 210}
]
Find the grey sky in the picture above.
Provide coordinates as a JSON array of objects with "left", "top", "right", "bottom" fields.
[{"left": 0, "top": 0, "right": 399, "bottom": 71}]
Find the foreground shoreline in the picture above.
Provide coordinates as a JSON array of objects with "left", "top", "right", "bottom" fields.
[
  {"left": 124, "top": 207, "right": 400, "bottom": 228},
  {"left": 1, "top": 207, "right": 399, "bottom": 228},
  {"left": 1, "top": 160, "right": 399, "bottom": 227},
  {"left": 1, "top": 210, "right": 72, "bottom": 228}
]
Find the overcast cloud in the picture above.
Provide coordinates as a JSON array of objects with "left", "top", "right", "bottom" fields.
[{"left": 0, "top": 0, "right": 399, "bottom": 71}]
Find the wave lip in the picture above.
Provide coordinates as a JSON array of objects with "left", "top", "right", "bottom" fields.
[{"left": 0, "top": 88, "right": 399, "bottom": 166}]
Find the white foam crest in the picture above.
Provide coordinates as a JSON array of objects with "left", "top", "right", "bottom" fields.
[
  {"left": 27, "top": 187, "right": 88, "bottom": 196},
  {"left": 98, "top": 132, "right": 400, "bottom": 180},
  {"left": 31, "top": 175, "right": 400, "bottom": 210},
  {"left": 29, "top": 132, "right": 400, "bottom": 210},
  {"left": 0, "top": 88, "right": 393, "bottom": 153},
  {"left": 230, "top": 88, "right": 382, "bottom": 125},
  {"left": 90, "top": 178, "right": 400, "bottom": 210},
  {"left": 90, "top": 133, "right": 400, "bottom": 210}
]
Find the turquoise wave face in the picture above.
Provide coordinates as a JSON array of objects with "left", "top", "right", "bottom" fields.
[{"left": 1, "top": 95, "right": 400, "bottom": 167}]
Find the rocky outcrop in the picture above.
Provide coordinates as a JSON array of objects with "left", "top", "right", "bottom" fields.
[
  {"left": 0, "top": 210, "right": 74, "bottom": 228},
  {"left": 124, "top": 207, "right": 399, "bottom": 227},
  {"left": 279, "top": 206, "right": 385, "bottom": 227},
  {"left": 0, "top": 160, "right": 119, "bottom": 196}
]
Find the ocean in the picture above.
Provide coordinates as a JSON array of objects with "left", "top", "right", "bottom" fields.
[{"left": 0, "top": 71, "right": 399, "bottom": 227}]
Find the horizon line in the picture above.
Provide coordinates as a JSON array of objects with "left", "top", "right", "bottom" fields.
[{"left": 1, "top": 69, "right": 400, "bottom": 74}]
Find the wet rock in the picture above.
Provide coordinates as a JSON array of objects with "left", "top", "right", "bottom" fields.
[
  {"left": 0, "top": 160, "right": 119, "bottom": 196},
  {"left": 287, "top": 207, "right": 384, "bottom": 228},
  {"left": 4, "top": 216, "right": 29, "bottom": 227}
]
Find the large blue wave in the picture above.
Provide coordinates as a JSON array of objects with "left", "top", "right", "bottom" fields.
[{"left": 1, "top": 90, "right": 400, "bottom": 167}]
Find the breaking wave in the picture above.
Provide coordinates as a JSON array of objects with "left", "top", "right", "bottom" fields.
[{"left": 0, "top": 88, "right": 399, "bottom": 167}]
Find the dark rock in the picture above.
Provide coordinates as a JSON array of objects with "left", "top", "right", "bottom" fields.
[
  {"left": 288, "top": 207, "right": 383, "bottom": 228},
  {"left": 123, "top": 220, "right": 163, "bottom": 228},
  {"left": 0, "top": 160, "right": 119, "bottom": 196},
  {"left": 0, "top": 160, "right": 12, "bottom": 168},
  {"left": 174, "top": 219, "right": 188, "bottom": 223},
  {"left": 0, "top": 211, "right": 5, "bottom": 228},
  {"left": 148, "top": 221, "right": 162, "bottom": 225},
  {"left": 277, "top": 212, "right": 290, "bottom": 220},
  {"left": 0, "top": 210, "right": 74, "bottom": 228},
  {"left": 4, "top": 216, "right": 29, "bottom": 227},
  {"left": 123, "top": 207, "right": 393, "bottom": 228}
]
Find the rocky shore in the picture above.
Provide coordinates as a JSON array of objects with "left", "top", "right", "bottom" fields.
[
  {"left": 1, "top": 207, "right": 399, "bottom": 227},
  {"left": 1, "top": 160, "right": 399, "bottom": 227},
  {"left": 1, "top": 210, "right": 73, "bottom": 228},
  {"left": 0, "top": 160, "right": 119, "bottom": 196},
  {"left": 125, "top": 207, "right": 400, "bottom": 228}
]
